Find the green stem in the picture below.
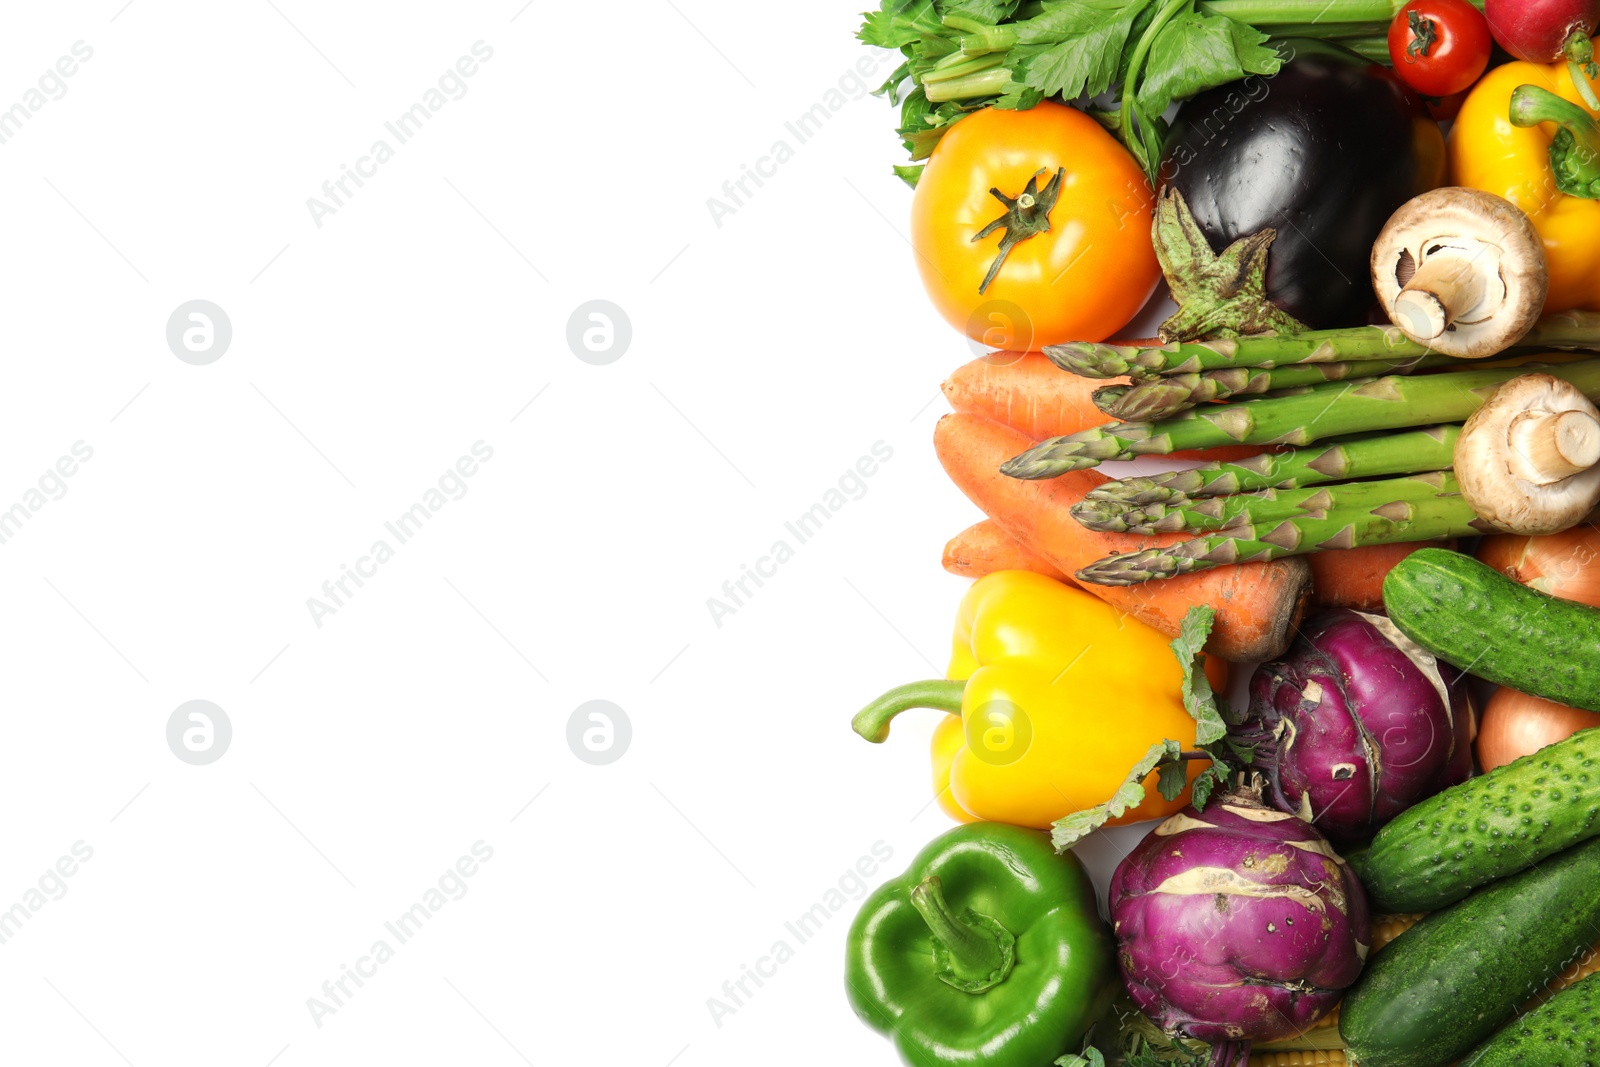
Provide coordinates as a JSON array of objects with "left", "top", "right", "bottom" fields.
[
  {"left": 1002, "top": 359, "right": 1600, "bottom": 478},
  {"left": 1251, "top": 19, "right": 1388, "bottom": 35},
  {"left": 1048, "top": 313, "right": 1600, "bottom": 378},
  {"left": 1121, "top": 0, "right": 1193, "bottom": 172},
  {"left": 1084, "top": 426, "right": 1461, "bottom": 505},
  {"left": 1077, "top": 477, "right": 1486, "bottom": 586},
  {"left": 909, "top": 876, "right": 1015, "bottom": 990},
  {"left": 852, "top": 679, "right": 966, "bottom": 743},
  {"left": 924, "top": 52, "right": 1008, "bottom": 83},
  {"left": 955, "top": 23, "right": 1019, "bottom": 55},
  {"left": 923, "top": 67, "right": 1012, "bottom": 102},
  {"left": 1565, "top": 30, "right": 1600, "bottom": 113},
  {"left": 1198, "top": 0, "right": 1437, "bottom": 22},
  {"left": 1096, "top": 354, "right": 1450, "bottom": 421},
  {"left": 1074, "top": 471, "right": 1464, "bottom": 535},
  {"left": 941, "top": 14, "right": 996, "bottom": 36},
  {"left": 1510, "top": 83, "right": 1600, "bottom": 199},
  {"left": 1331, "top": 35, "right": 1391, "bottom": 62}
]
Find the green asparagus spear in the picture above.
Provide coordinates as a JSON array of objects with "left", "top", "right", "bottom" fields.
[
  {"left": 1046, "top": 311, "right": 1600, "bottom": 380},
  {"left": 1075, "top": 474, "right": 1488, "bottom": 586},
  {"left": 1002, "top": 360, "right": 1600, "bottom": 479},
  {"left": 1073, "top": 472, "right": 1465, "bottom": 534},
  {"left": 1093, "top": 354, "right": 1458, "bottom": 421},
  {"left": 1084, "top": 427, "right": 1462, "bottom": 506}
]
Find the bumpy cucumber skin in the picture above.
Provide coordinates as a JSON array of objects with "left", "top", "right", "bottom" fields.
[
  {"left": 1459, "top": 972, "right": 1600, "bottom": 1066},
  {"left": 1381, "top": 547, "right": 1600, "bottom": 712},
  {"left": 1340, "top": 837, "right": 1600, "bottom": 1067},
  {"left": 1360, "top": 723, "right": 1600, "bottom": 912}
]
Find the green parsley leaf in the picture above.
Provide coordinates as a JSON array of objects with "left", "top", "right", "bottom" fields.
[
  {"left": 1011, "top": 0, "right": 1154, "bottom": 100},
  {"left": 942, "top": 0, "right": 1022, "bottom": 26},
  {"left": 858, "top": 0, "right": 943, "bottom": 49},
  {"left": 1053, "top": 738, "right": 1180, "bottom": 851},
  {"left": 1056, "top": 1049, "right": 1108, "bottom": 1067},
  {"left": 1170, "top": 604, "right": 1227, "bottom": 745},
  {"left": 892, "top": 164, "right": 925, "bottom": 187},
  {"left": 1134, "top": 9, "right": 1280, "bottom": 120}
]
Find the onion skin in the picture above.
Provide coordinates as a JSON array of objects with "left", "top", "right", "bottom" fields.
[
  {"left": 1476, "top": 687, "right": 1600, "bottom": 771},
  {"left": 1477, "top": 523, "right": 1600, "bottom": 608},
  {"left": 1242, "top": 610, "right": 1474, "bottom": 841},
  {"left": 1110, "top": 786, "right": 1369, "bottom": 1048}
]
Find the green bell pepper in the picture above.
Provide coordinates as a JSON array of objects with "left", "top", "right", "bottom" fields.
[{"left": 845, "top": 822, "right": 1118, "bottom": 1067}]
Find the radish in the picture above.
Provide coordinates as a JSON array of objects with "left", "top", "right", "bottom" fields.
[{"left": 1485, "top": 0, "right": 1600, "bottom": 109}]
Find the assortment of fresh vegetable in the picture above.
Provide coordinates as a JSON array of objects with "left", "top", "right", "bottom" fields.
[{"left": 844, "top": 1, "right": 1600, "bottom": 1061}]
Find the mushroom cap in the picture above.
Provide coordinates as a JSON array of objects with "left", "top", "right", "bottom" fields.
[
  {"left": 1455, "top": 373, "right": 1600, "bottom": 535},
  {"left": 1370, "top": 188, "right": 1548, "bottom": 359}
]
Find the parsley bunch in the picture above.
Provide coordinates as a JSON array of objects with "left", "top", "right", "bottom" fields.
[{"left": 861, "top": 0, "right": 1299, "bottom": 182}]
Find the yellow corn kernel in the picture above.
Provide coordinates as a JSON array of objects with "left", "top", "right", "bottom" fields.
[
  {"left": 1370, "top": 913, "right": 1423, "bottom": 953},
  {"left": 1248, "top": 1050, "right": 1349, "bottom": 1066}
]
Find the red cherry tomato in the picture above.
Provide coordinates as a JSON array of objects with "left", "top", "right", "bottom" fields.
[{"left": 1387, "top": 0, "right": 1493, "bottom": 98}]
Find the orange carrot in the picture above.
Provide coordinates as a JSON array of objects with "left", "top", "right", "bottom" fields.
[
  {"left": 934, "top": 413, "right": 1311, "bottom": 661},
  {"left": 1309, "top": 541, "right": 1459, "bottom": 612},
  {"left": 941, "top": 351, "right": 1262, "bottom": 462},
  {"left": 943, "top": 520, "right": 1070, "bottom": 582}
]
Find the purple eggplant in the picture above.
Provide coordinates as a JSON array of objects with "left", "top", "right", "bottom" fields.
[
  {"left": 1241, "top": 610, "right": 1474, "bottom": 842},
  {"left": 1110, "top": 784, "right": 1369, "bottom": 1066}
]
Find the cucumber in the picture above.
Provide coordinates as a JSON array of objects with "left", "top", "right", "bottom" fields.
[
  {"left": 1459, "top": 972, "right": 1600, "bottom": 1066},
  {"left": 1340, "top": 836, "right": 1600, "bottom": 1067},
  {"left": 1360, "top": 723, "right": 1600, "bottom": 912},
  {"left": 1368, "top": 550, "right": 1600, "bottom": 913},
  {"left": 1382, "top": 547, "right": 1600, "bottom": 711}
]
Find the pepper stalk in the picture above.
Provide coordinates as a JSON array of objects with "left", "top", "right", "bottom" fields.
[
  {"left": 909, "top": 876, "right": 1017, "bottom": 992},
  {"left": 1510, "top": 84, "right": 1600, "bottom": 198}
]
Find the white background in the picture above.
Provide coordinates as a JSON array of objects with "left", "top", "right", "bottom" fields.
[{"left": 0, "top": 3, "right": 1168, "bottom": 1064}]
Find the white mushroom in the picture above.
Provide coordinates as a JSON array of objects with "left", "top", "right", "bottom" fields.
[
  {"left": 1370, "top": 189, "right": 1548, "bottom": 359},
  {"left": 1455, "top": 373, "right": 1600, "bottom": 535}
]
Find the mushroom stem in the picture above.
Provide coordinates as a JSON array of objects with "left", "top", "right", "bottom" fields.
[
  {"left": 1394, "top": 255, "right": 1486, "bottom": 340},
  {"left": 1508, "top": 409, "right": 1600, "bottom": 485}
]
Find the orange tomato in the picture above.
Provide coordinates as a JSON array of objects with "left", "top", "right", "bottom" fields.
[{"left": 910, "top": 102, "right": 1160, "bottom": 352}]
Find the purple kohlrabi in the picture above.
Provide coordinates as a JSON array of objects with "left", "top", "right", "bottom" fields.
[
  {"left": 1109, "top": 783, "right": 1369, "bottom": 1067},
  {"left": 1241, "top": 609, "right": 1475, "bottom": 841}
]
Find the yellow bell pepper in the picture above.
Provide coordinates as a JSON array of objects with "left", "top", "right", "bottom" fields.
[
  {"left": 1450, "top": 48, "right": 1600, "bottom": 314},
  {"left": 852, "top": 571, "right": 1225, "bottom": 829}
]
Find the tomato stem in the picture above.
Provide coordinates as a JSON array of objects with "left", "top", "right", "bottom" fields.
[
  {"left": 970, "top": 167, "right": 1066, "bottom": 294},
  {"left": 1405, "top": 11, "right": 1438, "bottom": 59}
]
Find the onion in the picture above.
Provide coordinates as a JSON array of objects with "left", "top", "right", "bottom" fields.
[
  {"left": 1477, "top": 523, "right": 1600, "bottom": 607},
  {"left": 1476, "top": 687, "right": 1600, "bottom": 771}
]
